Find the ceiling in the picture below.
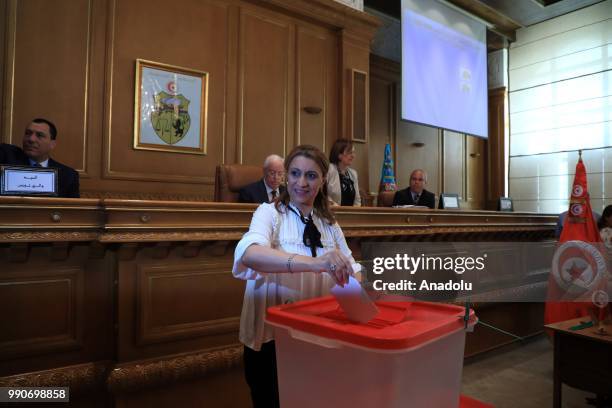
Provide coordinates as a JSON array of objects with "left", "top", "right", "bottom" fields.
[{"left": 364, "top": 0, "right": 604, "bottom": 49}]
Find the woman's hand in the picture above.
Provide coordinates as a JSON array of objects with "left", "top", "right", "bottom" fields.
[{"left": 313, "top": 250, "right": 353, "bottom": 286}]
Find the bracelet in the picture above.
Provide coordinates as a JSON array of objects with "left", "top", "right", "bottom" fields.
[{"left": 287, "top": 254, "right": 297, "bottom": 273}]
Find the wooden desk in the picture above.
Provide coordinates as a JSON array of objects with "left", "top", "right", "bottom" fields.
[
  {"left": 0, "top": 197, "right": 557, "bottom": 406},
  {"left": 546, "top": 318, "right": 612, "bottom": 408}
]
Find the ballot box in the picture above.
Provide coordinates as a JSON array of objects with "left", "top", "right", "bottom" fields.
[{"left": 266, "top": 296, "right": 477, "bottom": 408}]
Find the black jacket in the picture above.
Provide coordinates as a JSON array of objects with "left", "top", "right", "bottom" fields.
[
  {"left": 392, "top": 187, "right": 435, "bottom": 209},
  {"left": 238, "top": 179, "right": 285, "bottom": 204},
  {"left": 0, "top": 143, "right": 80, "bottom": 198},
  {"left": 47, "top": 158, "right": 80, "bottom": 198}
]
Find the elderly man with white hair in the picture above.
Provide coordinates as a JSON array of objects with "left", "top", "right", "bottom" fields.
[
  {"left": 239, "top": 154, "right": 286, "bottom": 203},
  {"left": 392, "top": 168, "right": 436, "bottom": 209}
]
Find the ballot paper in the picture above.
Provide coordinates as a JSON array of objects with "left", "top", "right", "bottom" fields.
[{"left": 330, "top": 275, "right": 379, "bottom": 323}]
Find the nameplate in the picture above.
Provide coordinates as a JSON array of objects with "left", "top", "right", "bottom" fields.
[
  {"left": 439, "top": 193, "right": 460, "bottom": 209},
  {"left": 1, "top": 165, "right": 58, "bottom": 196}
]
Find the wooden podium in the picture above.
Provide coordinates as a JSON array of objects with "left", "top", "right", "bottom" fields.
[{"left": 0, "top": 196, "right": 557, "bottom": 406}]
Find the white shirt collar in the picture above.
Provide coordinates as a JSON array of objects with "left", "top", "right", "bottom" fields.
[
  {"left": 30, "top": 158, "right": 49, "bottom": 168},
  {"left": 263, "top": 180, "right": 275, "bottom": 194},
  {"left": 287, "top": 202, "right": 313, "bottom": 220}
]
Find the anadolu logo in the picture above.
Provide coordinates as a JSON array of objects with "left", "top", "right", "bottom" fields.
[{"left": 552, "top": 241, "right": 606, "bottom": 297}]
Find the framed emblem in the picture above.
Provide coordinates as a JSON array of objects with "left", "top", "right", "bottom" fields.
[{"left": 134, "top": 59, "right": 208, "bottom": 155}]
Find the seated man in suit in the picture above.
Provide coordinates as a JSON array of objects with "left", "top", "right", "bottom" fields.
[
  {"left": 0, "top": 118, "right": 79, "bottom": 198},
  {"left": 392, "top": 169, "right": 435, "bottom": 209},
  {"left": 238, "top": 154, "right": 285, "bottom": 203}
]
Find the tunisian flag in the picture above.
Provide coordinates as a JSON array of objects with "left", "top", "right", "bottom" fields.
[{"left": 544, "top": 155, "right": 604, "bottom": 325}]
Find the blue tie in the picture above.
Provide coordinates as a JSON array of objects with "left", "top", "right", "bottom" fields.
[{"left": 32, "top": 162, "right": 41, "bottom": 167}]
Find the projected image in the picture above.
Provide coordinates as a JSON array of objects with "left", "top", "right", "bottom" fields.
[{"left": 401, "top": 0, "right": 488, "bottom": 138}]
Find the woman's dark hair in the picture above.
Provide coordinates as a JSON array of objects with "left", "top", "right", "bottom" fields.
[
  {"left": 598, "top": 205, "right": 612, "bottom": 230},
  {"left": 328, "top": 138, "right": 353, "bottom": 166},
  {"left": 275, "top": 145, "right": 335, "bottom": 224}
]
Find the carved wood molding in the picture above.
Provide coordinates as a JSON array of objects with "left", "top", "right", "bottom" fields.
[
  {"left": 99, "top": 231, "right": 245, "bottom": 243},
  {"left": 81, "top": 191, "right": 211, "bottom": 202},
  {"left": 343, "top": 225, "right": 554, "bottom": 238},
  {"left": 0, "top": 231, "right": 99, "bottom": 242},
  {"left": 0, "top": 361, "right": 112, "bottom": 395},
  {"left": 107, "top": 345, "right": 243, "bottom": 394},
  {"left": 0, "top": 197, "right": 558, "bottom": 244}
]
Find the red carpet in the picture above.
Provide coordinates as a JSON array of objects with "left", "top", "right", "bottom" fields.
[{"left": 460, "top": 394, "right": 494, "bottom": 408}]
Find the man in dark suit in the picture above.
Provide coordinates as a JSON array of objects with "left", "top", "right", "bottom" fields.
[
  {"left": 0, "top": 143, "right": 25, "bottom": 164},
  {"left": 0, "top": 118, "right": 79, "bottom": 198},
  {"left": 239, "top": 154, "right": 285, "bottom": 204},
  {"left": 392, "top": 169, "right": 435, "bottom": 209}
]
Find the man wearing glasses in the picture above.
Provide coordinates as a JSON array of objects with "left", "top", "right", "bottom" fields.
[
  {"left": 239, "top": 154, "right": 285, "bottom": 204},
  {"left": 392, "top": 169, "right": 435, "bottom": 209}
]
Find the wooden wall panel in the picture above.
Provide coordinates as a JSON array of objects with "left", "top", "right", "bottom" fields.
[
  {"left": 9, "top": 0, "right": 91, "bottom": 172},
  {"left": 296, "top": 26, "right": 328, "bottom": 149},
  {"left": 1, "top": 0, "right": 376, "bottom": 202},
  {"left": 442, "top": 130, "right": 464, "bottom": 199},
  {"left": 488, "top": 87, "right": 506, "bottom": 209},
  {"left": 136, "top": 263, "right": 242, "bottom": 345},
  {"left": 0, "top": 0, "right": 7, "bottom": 143},
  {"left": 0, "top": 243, "right": 114, "bottom": 377},
  {"left": 339, "top": 31, "right": 372, "bottom": 193},
  {"left": 238, "top": 7, "right": 291, "bottom": 164},
  {"left": 117, "top": 246, "right": 244, "bottom": 362},
  {"left": 395, "top": 121, "right": 441, "bottom": 193},
  {"left": 323, "top": 30, "right": 339, "bottom": 155},
  {"left": 107, "top": 0, "right": 228, "bottom": 185},
  {"left": 0, "top": 266, "right": 84, "bottom": 359},
  {"left": 466, "top": 135, "right": 486, "bottom": 209},
  {"left": 368, "top": 76, "right": 393, "bottom": 193}
]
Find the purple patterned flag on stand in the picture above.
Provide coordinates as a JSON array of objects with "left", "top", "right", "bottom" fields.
[{"left": 379, "top": 143, "right": 397, "bottom": 192}]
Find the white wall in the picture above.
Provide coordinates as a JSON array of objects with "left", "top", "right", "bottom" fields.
[{"left": 508, "top": 0, "right": 612, "bottom": 213}]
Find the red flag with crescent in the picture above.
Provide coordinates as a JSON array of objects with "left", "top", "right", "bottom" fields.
[{"left": 544, "top": 155, "right": 606, "bottom": 325}]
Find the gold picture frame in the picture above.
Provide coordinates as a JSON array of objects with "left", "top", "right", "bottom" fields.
[
  {"left": 350, "top": 68, "right": 368, "bottom": 143},
  {"left": 134, "top": 59, "right": 209, "bottom": 155}
]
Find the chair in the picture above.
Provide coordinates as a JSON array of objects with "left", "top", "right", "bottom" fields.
[
  {"left": 214, "top": 164, "right": 263, "bottom": 202},
  {"left": 360, "top": 190, "right": 374, "bottom": 207},
  {"left": 377, "top": 190, "right": 396, "bottom": 207}
]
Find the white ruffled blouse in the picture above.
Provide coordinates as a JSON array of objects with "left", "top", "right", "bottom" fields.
[{"left": 233, "top": 202, "right": 355, "bottom": 351}]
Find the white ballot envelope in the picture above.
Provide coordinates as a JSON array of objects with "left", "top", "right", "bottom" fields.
[{"left": 330, "top": 275, "right": 379, "bottom": 323}]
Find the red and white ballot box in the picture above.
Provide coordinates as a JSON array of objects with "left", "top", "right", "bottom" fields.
[{"left": 266, "top": 296, "right": 477, "bottom": 408}]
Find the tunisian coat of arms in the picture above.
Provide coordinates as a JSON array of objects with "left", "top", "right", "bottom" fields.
[{"left": 151, "top": 88, "right": 191, "bottom": 145}]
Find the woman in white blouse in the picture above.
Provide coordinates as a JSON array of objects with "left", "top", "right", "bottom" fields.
[
  {"left": 327, "top": 138, "right": 361, "bottom": 206},
  {"left": 233, "top": 145, "right": 356, "bottom": 407}
]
